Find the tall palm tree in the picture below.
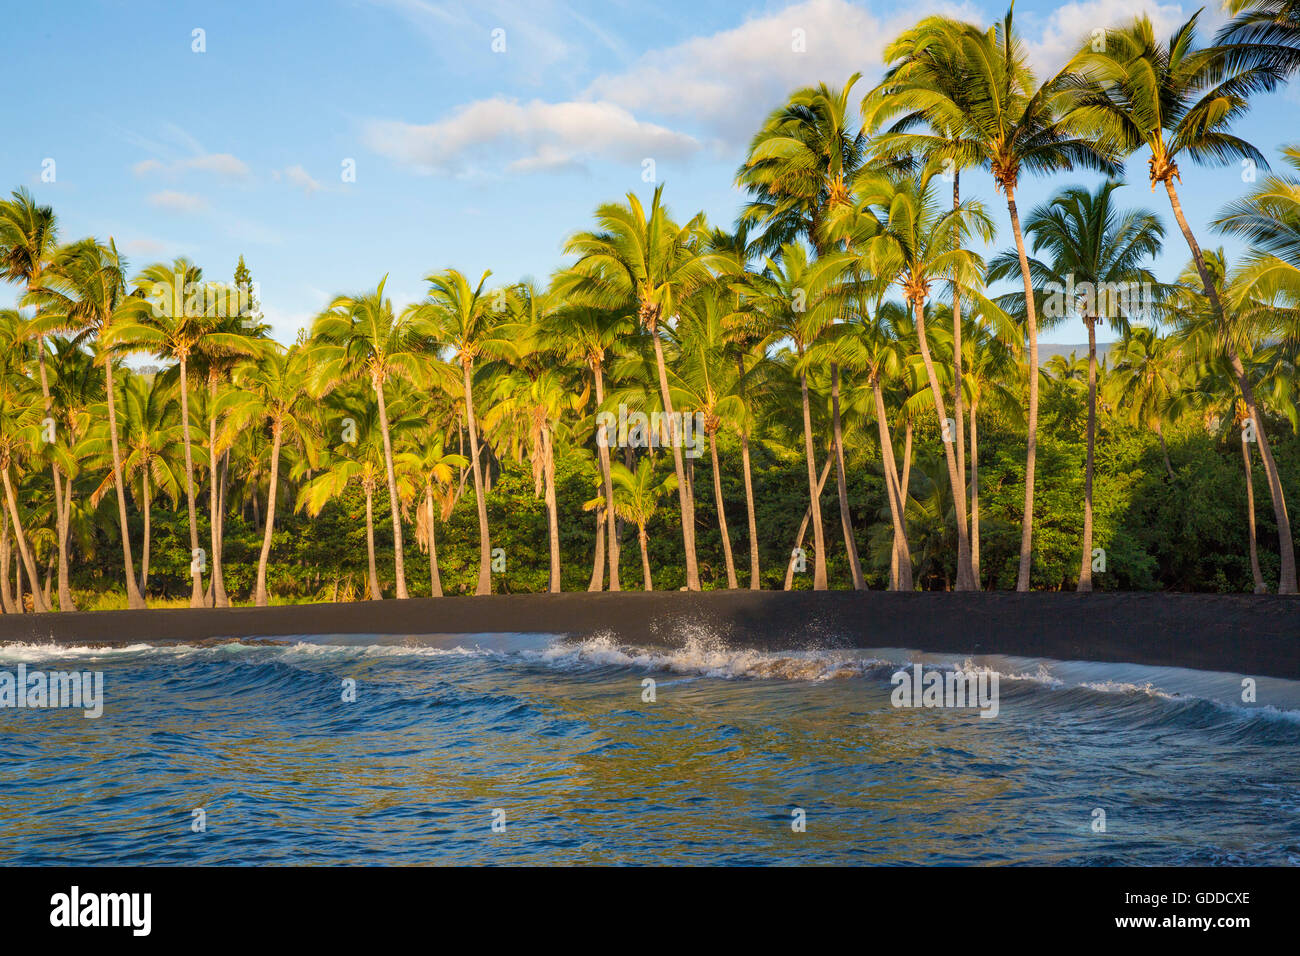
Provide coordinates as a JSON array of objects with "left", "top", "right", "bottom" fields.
[
  {"left": 1106, "top": 326, "right": 1185, "bottom": 479},
  {"left": 106, "top": 259, "right": 236, "bottom": 607},
  {"left": 609, "top": 457, "right": 678, "bottom": 591},
  {"left": 0, "top": 309, "right": 49, "bottom": 612},
  {"left": 827, "top": 167, "right": 996, "bottom": 590},
  {"left": 1072, "top": 12, "right": 1296, "bottom": 593},
  {"left": 884, "top": 8, "right": 1120, "bottom": 589},
  {"left": 557, "top": 185, "right": 722, "bottom": 590},
  {"left": 226, "top": 344, "right": 314, "bottom": 606},
  {"left": 0, "top": 188, "right": 72, "bottom": 608},
  {"left": 988, "top": 181, "right": 1164, "bottom": 590},
  {"left": 536, "top": 301, "right": 633, "bottom": 590},
  {"left": 408, "top": 269, "right": 513, "bottom": 595},
  {"left": 738, "top": 76, "right": 871, "bottom": 589},
  {"left": 311, "top": 278, "right": 424, "bottom": 600}
]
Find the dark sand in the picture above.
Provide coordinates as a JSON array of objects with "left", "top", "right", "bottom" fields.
[{"left": 1, "top": 591, "right": 1297, "bottom": 679}]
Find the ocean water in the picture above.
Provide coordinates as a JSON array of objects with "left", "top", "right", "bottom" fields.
[{"left": 1, "top": 630, "right": 1297, "bottom": 865}]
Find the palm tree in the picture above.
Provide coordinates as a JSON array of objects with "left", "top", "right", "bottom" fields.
[
  {"left": 0, "top": 188, "right": 73, "bottom": 608},
  {"left": 1106, "top": 326, "right": 1185, "bottom": 479},
  {"left": 557, "top": 185, "right": 723, "bottom": 590},
  {"left": 0, "top": 309, "right": 49, "bottom": 612},
  {"left": 398, "top": 434, "right": 466, "bottom": 598},
  {"left": 738, "top": 76, "right": 871, "bottom": 589},
  {"left": 1072, "top": 12, "right": 1296, "bottom": 593},
  {"left": 1218, "top": 0, "right": 1300, "bottom": 76},
  {"left": 828, "top": 167, "right": 996, "bottom": 590},
  {"left": 609, "top": 457, "right": 678, "bottom": 591},
  {"left": 536, "top": 302, "right": 633, "bottom": 590},
  {"left": 988, "top": 181, "right": 1164, "bottom": 590},
  {"left": 1216, "top": 144, "right": 1300, "bottom": 322},
  {"left": 29, "top": 238, "right": 149, "bottom": 607},
  {"left": 226, "top": 344, "right": 314, "bottom": 606},
  {"left": 106, "top": 259, "right": 236, "bottom": 607},
  {"left": 884, "top": 8, "right": 1120, "bottom": 589},
  {"left": 87, "top": 371, "right": 182, "bottom": 595},
  {"left": 311, "top": 278, "right": 424, "bottom": 600},
  {"left": 408, "top": 269, "right": 513, "bottom": 595},
  {"left": 735, "top": 244, "right": 847, "bottom": 589}
]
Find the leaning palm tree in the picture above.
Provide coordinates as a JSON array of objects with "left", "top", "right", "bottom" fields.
[
  {"left": 0, "top": 188, "right": 72, "bottom": 608},
  {"left": 556, "top": 185, "right": 723, "bottom": 590},
  {"left": 407, "top": 269, "right": 514, "bottom": 595},
  {"left": 0, "top": 312, "right": 49, "bottom": 612},
  {"left": 988, "top": 181, "right": 1164, "bottom": 590},
  {"left": 1070, "top": 12, "right": 1296, "bottom": 593},
  {"left": 311, "top": 278, "right": 424, "bottom": 600},
  {"left": 883, "top": 8, "right": 1121, "bottom": 589},
  {"left": 609, "top": 457, "right": 678, "bottom": 592}
]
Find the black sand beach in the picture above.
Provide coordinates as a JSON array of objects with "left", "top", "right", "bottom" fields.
[{"left": 1, "top": 591, "right": 1297, "bottom": 680}]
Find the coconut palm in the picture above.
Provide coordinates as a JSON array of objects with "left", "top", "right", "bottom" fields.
[
  {"left": 883, "top": 8, "right": 1121, "bottom": 589},
  {"left": 407, "top": 269, "right": 514, "bottom": 595},
  {"left": 398, "top": 434, "right": 466, "bottom": 598},
  {"left": 105, "top": 259, "right": 240, "bottom": 606},
  {"left": 609, "top": 456, "right": 678, "bottom": 591},
  {"left": 1070, "top": 12, "right": 1296, "bottom": 593},
  {"left": 311, "top": 278, "right": 425, "bottom": 600},
  {"left": 225, "top": 344, "right": 314, "bottom": 606},
  {"left": 1218, "top": 0, "right": 1300, "bottom": 76},
  {"left": 557, "top": 185, "right": 724, "bottom": 590},
  {"left": 1106, "top": 326, "right": 1185, "bottom": 479},
  {"left": 988, "top": 181, "right": 1164, "bottom": 590}
]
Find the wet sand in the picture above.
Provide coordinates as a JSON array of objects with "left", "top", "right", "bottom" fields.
[{"left": 1, "top": 590, "right": 1297, "bottom": 680}]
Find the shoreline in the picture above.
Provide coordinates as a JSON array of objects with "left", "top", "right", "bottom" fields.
[{"left": 0, "top": 590, "right": 1297, "bottom": 680}]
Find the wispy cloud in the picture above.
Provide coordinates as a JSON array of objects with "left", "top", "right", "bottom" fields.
[
  {"left": 133, "top": 153, "right": 251, "bottom": 178},
  {"left": 147, "top": 190, "right": 208, "bottom": 214},
  {"left": 273, "top": 165, "right": 322, "bottom": 193}
]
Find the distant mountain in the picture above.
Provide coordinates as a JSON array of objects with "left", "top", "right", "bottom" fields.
[{"left": 1037, "top": 343, "right": 1113, "bottom": 365}]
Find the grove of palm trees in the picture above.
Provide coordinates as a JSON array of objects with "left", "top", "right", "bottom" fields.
[{"left": 3, "top": 5, "right": 1300, "bottom": 613}]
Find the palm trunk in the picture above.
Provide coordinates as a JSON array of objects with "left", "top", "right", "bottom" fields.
[
  {"left": 1078, "top": 316, "right": 1097, "bottom": 593},
  {"left": 462, "top": 361, "right": 492, "bottom": 595},
  {"left": 952, "top": 173, "right": 970, "bottom": 585},
  {"left": 364, "top": 485, "right": 381, "bottom": 600},
  {"left": 785, "top": 451, "right": 834, "bottom": 591},
  {"left": 740, "top": 430, "right": 761, "bottom": 589},
  {"left": 0, "top": 514, "right": 14, "bottom": 613},
  {"left": 970, "top": 395, "right": 981, "bottom": 588},
  {"left": 104, "top": 361, "right": 145, "bottom": 608},
  {"left": 56, "top": 476, "right": 74, "bottom": 610},
  {"left": 912, "top": 296, "right": 974, "bottom": 589},
  {"left": 543, "top": 425, "right": 561, "bottom": 593},
  {"left": 254, "top": 426, "right": 283, "bottom": 606},
  {"left": 1156, "top": 423, "right": 1175, "bottom": 479},
  {"left": 648, "top": 316, "right": 700, "bottom": 589},
  {"left": 894, "top": 423, "right": 915, "bottom": 589},
  {"left": 34, "top": 336, "right": 71, "bottom": 612},
  {"left": 207, "top": 396, "right": 228, "bottom": 607},
  {"left": 1, "top": 468, "right": 49, "bottom": 612},
  {"left": 1163, "top": 177, "right": 1297, "bottom": 594},
  {"left": 638, "top": 525, "right": 653, "bottom": 591},
  {"left": 427, "top": 490, "right": 443, "bottom": 598},
  {"left": 588, "top": 505, "right": 605, "bottom": 592},
  {"left": 178, "top": 356, "right": 204, "bottom": 607},
  {"left": 798, "top": 365, "right": 828, "bottom": 590},
  {"left": 373, "top": 381, "right": 409, "bottom": 599},
  {"left": 874, "top": 382, "right": 913, "bottom": 591},
  {"left": 831, "top": 363, "right": 865, "bottom": 590},
  {"left": 1243, "top": 436, "right": 1266, "bottom": 594},
  {"left": 707, "top": 429, "right": 739, "bottom": 589},
  {"left": 140, "top": 480, "right": 151, "bottom": 594},
  {"left": 593, "top": 363, "right": 620, "bottom": 590},
  {"left": 1006, "top": 185, "right": 1040, "bottom": 592}
]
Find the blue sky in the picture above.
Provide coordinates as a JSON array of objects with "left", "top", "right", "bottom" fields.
[{"left": 3, "top": 0, "right": 1297, "bottom": 346}]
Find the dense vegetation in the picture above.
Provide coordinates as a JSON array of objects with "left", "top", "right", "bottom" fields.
[{"left": 2, "top": 4, "right": 1299, "bottom": 611}]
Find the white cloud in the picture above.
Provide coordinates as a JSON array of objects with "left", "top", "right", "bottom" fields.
[
  {"left": 133, "top": 152, "right": 250, "bottom": 178},
  {"left": 273, "top": 165, "right": 322, "bottom": 193},
  {"left": 147, "top": 190, "right": 208, "bottom": 214},
  {"left": 120, "top": 237, "right": 171, "bottom": 257},
  {"left": 364, "top": 97, "right": 699, "bottom": 176},
  {"left": 1025, "top": 0, "right": 1206, "bottom": 75}
]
